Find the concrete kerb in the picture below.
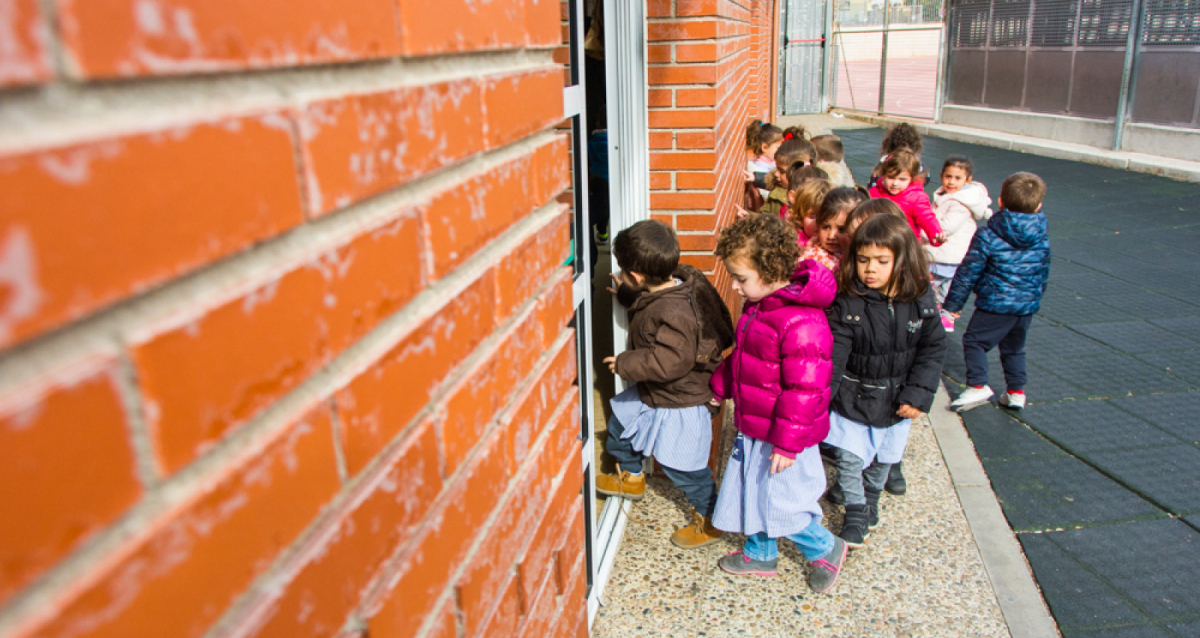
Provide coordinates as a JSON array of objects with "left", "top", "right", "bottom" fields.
[
  {"left": 927, "top": 384, "right": 1062, "bottom": 638},
  {"left": 837, "top": 111, "right": 1200, "bottom": 184}
]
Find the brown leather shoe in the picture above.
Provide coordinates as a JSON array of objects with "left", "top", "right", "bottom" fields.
[
  {"left": 595, "top": 468, "right": 646, "bottom": 501},
  {"left": 671, "top": 509, "right": 724, "bottom": 549}
]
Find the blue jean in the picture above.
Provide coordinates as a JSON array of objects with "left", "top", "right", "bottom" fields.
[
  {"left": 742, "top": 518, "right": 836, "bottom": 562},
  {"left": 963, "top": 309, "right": 1034, "bottom": 391}
]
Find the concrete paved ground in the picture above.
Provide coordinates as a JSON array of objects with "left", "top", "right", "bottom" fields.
[{"left": 835, "top": 127, "right": 1200, "bottom": 638}]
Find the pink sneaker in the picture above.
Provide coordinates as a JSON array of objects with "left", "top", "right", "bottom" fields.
[{"left": 941, "top": 315, "right": 955, "bottom": 332}]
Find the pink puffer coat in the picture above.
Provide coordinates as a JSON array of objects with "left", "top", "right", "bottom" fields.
[
  {"left": 869, "top": 181, "right": 945, "bottom": 246},
  {"left": 710, "top": 260, "right": 836, "bottom": 458}
]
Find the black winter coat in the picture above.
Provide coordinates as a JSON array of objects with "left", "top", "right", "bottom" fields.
[{"left": 827, "top": 283, "right": 947, "bottom": 428}]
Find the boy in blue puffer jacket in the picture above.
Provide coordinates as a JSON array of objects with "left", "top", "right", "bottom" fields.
[{"left": 943, "top": 172, "right": 1050, "bottom": 412}]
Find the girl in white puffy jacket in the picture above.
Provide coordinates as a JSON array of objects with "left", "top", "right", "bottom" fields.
[{"left": 925, "top": 155, "right": 993, "bottom": 332}]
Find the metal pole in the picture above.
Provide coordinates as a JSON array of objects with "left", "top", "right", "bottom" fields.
[
  {"left": 1112, "top": 0, "right": 1145, "bottom": 151},
  {"left": 934, "top": 0, "right": 951, "bottom": 122},
  {"left": 879, "top": 0, "right": 891, "bottom": 114},
  {"left": 822, "top": 0, "right": 836, "bottom": 112}
]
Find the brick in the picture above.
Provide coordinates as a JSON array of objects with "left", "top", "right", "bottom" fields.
[
  {"left": 677, "top": 172, "right": 716, "bottom": 189},
  {"left": 0, "top": 115, "right": 305, "bottom": 348},
  {"left": 647, "top": 64, "right": 717, "bottom": 85},
  {"left": 23, "top": 404, "right": 340, "bottom": 638},
  {"left": 675, "top": 42, "right": 718, "bottom": 62},
  {"left": 245, "top": 419, "right": 440, "bottom": 638},
  {"left": 535, "top": 267, "right": 575, "bottom": 350},
  {"left": 133, "top": 213, "right": 422, "bottom": 473},
  {"left": 651, "top": 213, "right": 676, "bottom": 227},
  {"left": 0, "top": 0, "right": 53, "bottom": 85},
  {"left": 647, "top": 43, "right": 672, "bottom": 63},
  {"left": 337, "top": 272, "right": 495, "bottom": 475},
  {"left": 58, "top": 0, "right": 401, "bottom": 78},
  {"left": 429, "top": 597, "right": 458, "bottom": 638},
  {"left": 532, "top": 135, "right": 572, "bottom": 203},
  {"left": 678, "top": 233, "right": 718, "bottom": 251},
  {"left": 494, "top": 305, "right": 544, "bottom": 399},
  {"left": 441, "top": 355, "right": 500, "bottom": 478},
  {"left": 677, "top": 130, "right": 716, "bottom": 149},
  {"left": 651, "top": 192, "right": 715, "bottom": 210},
  {"left": 676, "top": 87, "right": 718, "bottom": 106},
  {"left": 297, "top": 80, "right": 483, "bottom": 216},
  {"left": 558, "top": 555, "right": 588, "bottom": 638},
  {"left": 647, "top": 20, "right": 718, "bottom": 42},
  {"left": 647, "top": 0, "right": 673, "bottom": 17},
  {"left": 482, "top": 68, "right": 564, "bottom": 150},
  {"left": 647, "top": 88, "right": 673, "bottom": 107},
  {"left": 481, "top": 575, "right": 521, "bottom": 638},
  {"left": 525, "top": 0, "right": 562, "bottom": 46},
  {"left": 0, "top": 357, "right": 141, "bottom": 606},
  {"left": 677, "top": 0, "right": 720, "bottom": 16},
  {"left": 396, "top": 0, "right": 525, "bottom": 54},
  {"left": 680, "top": 254, "right": 717, "bottom": 271},
  {"left": 650, "top": 171, "right": 672, "bottom": 190},
  {"left": 650, "top": 151, "right": 715, "bottom": 170},
  {"left": 543, "top": 391, "right": 582, "bottom": 480},
  {"left": 555, "top": 502, "right": 586, "bottom": 594},
  {"left": 504, "top": 335, "right": 576, "bottom": 475},
  {"left": 648, "top": 131, "right": 674, "bottom": 149},
  {"left": 494, "top": 212, "right": 571, "bottom": 326},
  {"left": 517, "top": 575, "right": 557, "bottom": 638},
  {"left": 517, "top": 452, "right": 583, "bottom": 610},
  {"left": 648, "top": 108, "right": 716, "bottom": 128},
  {"left": 367, "top": 429, "right": 509, "bottom": 638}
]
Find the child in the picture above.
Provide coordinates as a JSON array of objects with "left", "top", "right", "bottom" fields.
[
  {"left": 869, "top": 123, "right": 927, "bottom": 189},
  {"left": 800, "top": 186, "right": 867, "bottom": 273},
  {"left": 869, "top": 149, "right": 946, "bottom": 247},
  {"left": 945, "top": 172, "right": 1050, "bottom": 413},
  {"left": 746, "top": 120, "right": 784, "bottom": 197},
  {"left": 926, "top": 155, "right": 993, "bottom": 332},
  {"left": 788, "top": 175, "right": 833, "bottom": 247},
  {"left": 844, "top": 198, "right": 904, "bottom": 242},
  {"left": 760, "top": 136, "right": 818, "bottom": 218},
  {"left": 709, "top": 214, "right": 848, "bottom": 592},
  {"left": 824, "top": 214, "right": 947, "bottom": 547},
  {"left": 812, "top": 134, "right": 857, "bottom": 188},
  {"left": 596, "top": 220, "right": 737, "bottom": 548}
]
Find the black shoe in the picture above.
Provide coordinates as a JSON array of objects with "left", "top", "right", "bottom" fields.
[
  {"left": 885, "top": 461, "right": 907, "bottom": 496},
  {"left": 864, "top": 486, "right": 882, "bottom": 530},
  {"left": 825, "top": 482, "right": 845, "bottom": 505},
  {"left": 840, "top": 504, "right": 870, "bottom": 548}
]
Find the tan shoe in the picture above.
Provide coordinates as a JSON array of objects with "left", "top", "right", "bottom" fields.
[
  {"left": 595, "top": 468, "right": 646, "bottom": 501},
  {"left": 671, "top": 509, "right": 724, "bottom": 549}
]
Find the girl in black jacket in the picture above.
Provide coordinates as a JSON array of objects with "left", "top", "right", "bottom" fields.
[{"left": 823, "top": 214, "right": 947, "bottom": 547}]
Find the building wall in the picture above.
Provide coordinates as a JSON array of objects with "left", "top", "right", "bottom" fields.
[{"left": 0, "top": 4, "right": 588, "bottom": 638}]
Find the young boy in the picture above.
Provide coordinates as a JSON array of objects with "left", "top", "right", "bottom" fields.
[
  {"left": 944, "top": 172, "right": 1051, "bottom": 412},
  {"left": 811, "top": 134, "right": 857, "bottom": 189},
  {"left": 596, "top": 220, "right": 735, "bottom": 548}
]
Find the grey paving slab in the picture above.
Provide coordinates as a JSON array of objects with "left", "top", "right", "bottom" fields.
[
  {"left": 1071, "top": 626, "right": 1173, "bottom": 638},
  {"left": 1020, "top": 399, "right": 1182, "bottom": 453},
  {"left": 1023, "top": 325, "right": 1120, "bottom": 360},
  {"left": 1150, "top": 316, "right": 1200, "bottom": 342},
  {"left": 1087, "top": 445, "right": 1200, "bottom": 515},
  {"left": 1168, "top": 621, "right": 1200, "bottom": 638},
  {"left": 1049, "top": 259, "right": 1108, "bottom": 277},
  {"left": 1050, "top": 272, "right": 1151, "bottom": 297},
  {"left": 1089, "top": 293, "right": 1200, "bottom": 320},
  {"left": 1038, "top": 295, "right": 1142, "bottom": 325},
  {"left": 1110, "top": 392, "right": 1200, "bottom": 446},
  {"left": 1034, "top": 354, "right": 1193, "bottom": 396},
  {"left": 960, "top": 403, "right": 1068, "bottom": 462},
  {"left": 1133, "top": 349, "right": 1200, "bottom": 386},
  {"left": 1073, "top": 321, "right": 1196, "bottom": 354}
]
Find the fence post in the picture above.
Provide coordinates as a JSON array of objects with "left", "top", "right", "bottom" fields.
[
  {"left": 1113, "top": 0, "right": 1146, "bottom": 151},
  {"left": 934, "top": 0, "right": 951, "bottom": 122},
  {"left": 879, "top": 0, "right": 891, "bottom": 114}
]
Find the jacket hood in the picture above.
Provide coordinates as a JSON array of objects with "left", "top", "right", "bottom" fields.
[
  {"left": 761, "top": 259, "right": 836, "bottom": 312},
  {"left": 936, "top": 182, "right": 993, "bottom": 220},
  {"left": 989, "top": 209, "right": 1048, "bottom": 249},
  {"left": 628, "top": 265, "right": 697, "bottom": 312}
]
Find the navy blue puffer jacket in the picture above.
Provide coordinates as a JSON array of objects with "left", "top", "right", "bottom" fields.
[{"left": 943, "top": 209, "right": 1051, "bottom": 316}]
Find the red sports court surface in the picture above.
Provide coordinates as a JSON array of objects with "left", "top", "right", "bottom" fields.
[{"left": 832, "top": 56, "right": 939, "bottom": 119}]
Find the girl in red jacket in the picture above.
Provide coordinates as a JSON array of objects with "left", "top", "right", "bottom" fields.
[
  {"left": 869, "top": 149, "right": 947, "bottom": 247},
  {"left": 708, "top": 214, "right": 849, "bottom": 593}
]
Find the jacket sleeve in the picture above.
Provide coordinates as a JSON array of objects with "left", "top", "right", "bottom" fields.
[
  {"left": 826, "top": 300, "right": 854, "bottom": 400},
  {"left": 710, "top": 355, "right": 733, "bottom": 402},
  {"left": 768, "top": 317, "right": 834, "bottom": 458},
  {"left": 896, "top": 303, "right": 948, "bottom": 413},
  {"left": 911, "top": 192, "right": 945, "bottom": 245},
  {"left": 943, "top": 231, "right": 991, "bottom": 313},
  {"left": 615, "top": 320, "right": 696, "bottom": 384}
]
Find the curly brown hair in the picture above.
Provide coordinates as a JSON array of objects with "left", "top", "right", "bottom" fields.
[
  {"left": 715, "top": 214, "right": 799, "bottom": 284},
  {"left": 880, "top": 123, "right": 923, "bottom": 156}
]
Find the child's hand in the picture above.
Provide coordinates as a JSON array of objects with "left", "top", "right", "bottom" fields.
[
  {"left": 743, "top": 169, "right": 755, "bottom": 182},
  {"left": 769, "top": 452, "right": 794, "bottom": 474},
  {"left": 735, "top": 204, "right": 750, "bottom": 219},
  {"left": 606, "top": 273, "right": 619, "bottom": 295},
  {"left": 896, "top": 404, "right": 922, "bottom": 419},
  {"left": 708, "top": 398, "right": 721, "bottom": 408},
  {"left": 933, "top": 231, "right": 948, "bottom": 244},
  {"left": 948, "top": 310, "right": 961, "bottom": 319},
  {"left": 603, "top": 356, "right": 617, "bottom": 375}
]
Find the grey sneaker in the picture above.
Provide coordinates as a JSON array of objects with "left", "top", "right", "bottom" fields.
[
  {"left": 808, "top": 537, "right": 848, "bottom": 593},
  {"left": 718, "top": 551, "right": 778, "bottom": 576}
]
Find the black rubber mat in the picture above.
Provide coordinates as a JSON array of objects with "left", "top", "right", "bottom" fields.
[
  {"left": 1133, "top": 350, "right": 1200, "bottom": 387},
  {"left": 1089, "top": 293, "right": 1200, "bottom": 321},
  {"left": 1039, "top": 295, "right": 1142, "bottom": 325},
  {"left": 959, "top": 403, "right": 1067, "bottom": 462},
  {"left": 1110, "top": 393, "right": 1200, "bottom": 447},
  {"left": 1087, "top": 445, "right": 1200, "bottom": 515},
  {"left": 1020, "top": 400, "right": 1182, "bottom": 454},
  {"left": 1073, "top": 321, "right": 1193, "bottom": 354},
  {"left": 1168, "top": 621, "right": 1200, "bottom": 638},
  {"left": 1072, "top": 626, "right": 1174, "bottom": 638},
  {"left": 1023, "top": 325, "right": 1119, "bottom": 360},
  {"left": 1053, "top": 271, "right": 1150, "bottom": 297},
  {"left": 1150, "top": 316, "right": 1200, "bottom": 343},
  {"left": 1034, "top": 354, "right": 1192, "bottom": 396}
]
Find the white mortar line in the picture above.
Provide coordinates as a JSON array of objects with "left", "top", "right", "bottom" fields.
[{"left": 113, "top": 346, "right": 165, "bottom": 489}]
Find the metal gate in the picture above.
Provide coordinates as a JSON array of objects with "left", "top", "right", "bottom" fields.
[
  {"left": 830, "top": 0, "right": 947, "bottom": 119},
  {"left": 780, "top": 0, "right": 830, "bottom": 113}
]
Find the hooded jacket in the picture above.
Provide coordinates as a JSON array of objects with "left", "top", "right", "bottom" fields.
[
  {"left": 759, "top": 185, "right": 789, "bottom": 219},
  {"left": 828, "top": 283, "right": 947, "bottom": 427},
  {"left": 710, "top": 261, "right": 835, "bottom": 458},
  {"left": 925, "top": 181, "right": 993, "bottom": 265},
  {"left": 615, "top": 265, "right": 736, "bottom": 409},
  {"left": 869, "top": 181, "right": 944, "bottom": 246},
  {"left": 943, "top": 208, "right": 1051, "bottom": 316}
]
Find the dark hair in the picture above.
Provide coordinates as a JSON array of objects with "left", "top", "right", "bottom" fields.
[
  {"left": 612, "top": 219, "right": 679, "bottom": 285},
  {"left": 782, "top": 125, "right": 810, "bottom": 141},
  {"left": 714, "top": 214, "right": 799, "bottom": 284},
  {"left": 746, "top": 120, "right": 783, "bottom": 154},
  {"left": 881, "top": 148, "right": 921, "bottom": 179},
  {"left": 811, "top": 135, "right": 845, "bottom": 162},
  {"left": 880, "top": 123, "right": 923, "bottom": 156},
  {"left": 845, "top": 198, "right": 904, "bottom": 236},
  {"left": 839, "top": 214, "right": 930, "bottom": 302},
  {"left": 1000, "top": 172, "right": 1047, "bottom": 214},
  {"left": 786, "top": 164, "right": 827, "bottom": 189},
  {"left": 815, "top": 187, "right": 868, "bottom": 228},
  {"left": 769, "top": 138, "right": 818, "bottom": 189},
  {"left": 789, "top": 178, "right": 834, "bottom": 230},
  {"left": 941, "top": 154, "right": 973, "bottom": 179}
]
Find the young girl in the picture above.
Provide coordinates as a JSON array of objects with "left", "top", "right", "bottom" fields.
[
  {"left": 927, "top": 155, "right": 993, "bottom": 332},
  {"left": 869, "top": 123, "right": 927, "bottom": 189},
  {"left": 800, "top": 186, "right": 868, "bottom": 273},
  {"left": 788, "top": 175, "right": 833, "bottom": 246},
  {"left": 746, "top": 120, "right": 784, "bottom": 198},
  {"left": 824, "top": 214, "right": 947, "bottom": 547},
  {"left": 760, "top": 136, "right": 818, "bottom": 218},
  {"left": 869, "top": 149, "right": 946, "bottom": 247},
  {"left": 710, "top": 214, "right": 848, "bottom": 593}
]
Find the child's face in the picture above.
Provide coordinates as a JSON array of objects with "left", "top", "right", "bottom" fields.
[
  {"left": 724, "top": 256, "right": 782, "bottom": 303},
  {"left": 764, "top": 140, "right": 782, "bottom": 158},
  {"left": 855, "top": 243, "right": 895, "bottom": 293},
  {"left": 803, "top": 211, "right": 819, "bottom": 239},
  {"left": 941, "top": 166, "right": 969, "bottom": 193},
  {"left": 818, "top": 210, "right": 850, "bottom": 254},
  {"left": 774, "top": 166, "right": 788, "bottom": 189},
  {"left": 884, "top": 171, "right": 912, "bottom": 195}
]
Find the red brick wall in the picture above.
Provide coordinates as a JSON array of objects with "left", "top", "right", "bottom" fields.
[{"left": 0, "top": 3, "right": 588, "bottom": 638}]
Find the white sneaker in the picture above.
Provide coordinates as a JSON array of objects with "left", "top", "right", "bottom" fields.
[
  {"left": 949, "top": 386, "right": 994, "bottom": 412},
  {"left": 999, "top": 392, "right": 1026, "bottom": 410}
]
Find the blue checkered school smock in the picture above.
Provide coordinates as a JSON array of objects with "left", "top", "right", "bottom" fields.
[
  {"left": 712, "top": 433, "right": 826, "bottom": 538},
  {"left": 609, "top": 385, "right": 713, "bottom": 472},
  {"left": 824, "top": 411, "right": 912, "bottom": 468}
]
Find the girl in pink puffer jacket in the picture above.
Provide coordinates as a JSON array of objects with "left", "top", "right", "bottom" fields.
[
  {"left": 869, "top": 149, "right": 947, "bottom": 247},
  {"left": 708, "top": 214, "right": 849, "bottom": 593}
]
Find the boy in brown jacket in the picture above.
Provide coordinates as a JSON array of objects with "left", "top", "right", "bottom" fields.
[{"left": 597, "top": 220, "right": 735, "bottom": 548}]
